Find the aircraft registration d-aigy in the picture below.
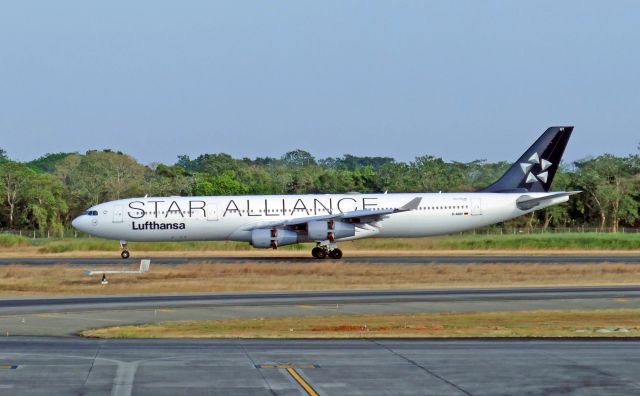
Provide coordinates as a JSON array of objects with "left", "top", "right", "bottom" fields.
[{"left": 72, "top": 126, "right": 578, "bottom": 260}]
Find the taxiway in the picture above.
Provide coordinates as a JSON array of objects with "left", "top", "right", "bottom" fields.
[
  {"left": 1, "top": 286, "right": 639, "bottom": 336},
  {"left": 0, "top": 254, "right": 638, "bottom": 266},
  {"left": 1, "top": 255, "right": 639, "bottom": 395},
  {"left": 1, "top": 337, "right": 639, "bottom": 395}
]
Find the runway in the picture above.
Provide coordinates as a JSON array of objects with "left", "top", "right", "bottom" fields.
[
  {"left": 4, "top": 285, "right": 640, "bottom": 311},
  {"left": 0, "top": 254, "right": 638, "bottom": 266},
  {"left": 2, "top": 337, "right": 640, "bottom": 395},
  {"left": 1, "top": 257, "right": 639, "bottom": 394},
  {"left": 1, "top": 286, "right": 639, "bottom": 336}
]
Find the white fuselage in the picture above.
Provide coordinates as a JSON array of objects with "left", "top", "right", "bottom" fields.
[{"left": 72, "top": 192, "right": 568, "bottom": 244}]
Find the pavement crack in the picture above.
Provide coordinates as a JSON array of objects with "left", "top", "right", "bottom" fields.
[
  {"left": 369, "top": 339, "right": 474, "bottom": 396},
  {"left": 80, "top": 340, "right": 103, "bottom": 393},
  {"left": 240, "top": 341, "right": 278, "bottom": 396}
]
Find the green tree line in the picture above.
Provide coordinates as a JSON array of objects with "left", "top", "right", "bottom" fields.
[{"left": 0, "top": 147, "right": 639, "bottom": 232}]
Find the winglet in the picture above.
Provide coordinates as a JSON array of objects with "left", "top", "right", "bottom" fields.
[{"left": 396, "top": 197, "right": 422, "bottom": 212}]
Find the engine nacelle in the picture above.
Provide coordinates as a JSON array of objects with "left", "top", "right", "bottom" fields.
[
  {"left": 307, "top": 220, "right": 355, "bottom": 241},
  {"left": 251, "top": 228, "right": 298, "bottom": 249}
]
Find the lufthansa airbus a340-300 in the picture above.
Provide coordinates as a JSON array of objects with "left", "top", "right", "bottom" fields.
[{"left": 72, "top": 127, "right": 578, "bottom": 260}]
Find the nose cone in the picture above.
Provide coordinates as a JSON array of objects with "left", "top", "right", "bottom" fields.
[{"left": 72, "top": 216, "right": 85, "bottom": 231}]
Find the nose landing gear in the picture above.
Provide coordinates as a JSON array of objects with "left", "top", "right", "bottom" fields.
[
  {"left": 311, "top": 242, "right": 343, "bottom": 260},
  {"left": 120, "top": 240, "right": 130, "bottom": 259}
]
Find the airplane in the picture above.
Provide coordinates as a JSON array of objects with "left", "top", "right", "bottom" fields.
[{"left": 72, "top": 126, "right": 578, "bottom": 260}]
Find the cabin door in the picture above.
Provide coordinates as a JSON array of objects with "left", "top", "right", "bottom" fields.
[
  {"left": 470, "top": 198, "right": 482, "bottom": 216},
  {"left": 113, "top": 206, "right": 124, "bottom": 223},
  {"left": 207, "top": 203, "right": 219, "bottom": 221}
]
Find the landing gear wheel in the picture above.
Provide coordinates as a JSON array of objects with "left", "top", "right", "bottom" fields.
[
  {"left": 315, "top": 248, "right": 328, "bottom": 259},
  {"left": 328, "top": 248, "right": 343, "bottom": 260},
  {"left": 312, "top": 247, "right": 323, "bottom": 259},
  {"left": 119, "top": 240, "right": 129, "bottom": 260}
]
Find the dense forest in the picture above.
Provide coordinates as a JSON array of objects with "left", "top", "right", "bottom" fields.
[{"left": 0, "top": 146, "right": 639, "bottom": 233}]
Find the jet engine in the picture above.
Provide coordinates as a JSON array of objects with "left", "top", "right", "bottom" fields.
[
  {"left": 251, "top": 228, "right": 298, "bottom": 249},
  {"left": 307, "top": 220, "right": 355, "bottom": 242}
]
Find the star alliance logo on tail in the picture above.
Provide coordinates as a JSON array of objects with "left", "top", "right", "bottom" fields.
[{"left": 519, "top": 152, "right": 552, "bottom": 184}]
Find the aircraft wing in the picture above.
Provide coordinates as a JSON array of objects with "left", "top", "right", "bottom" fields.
[
  {"left": 516, "top": 191, "right": 580, "bottom": 210},
  {"left": 242, "top": 197, "right": 421, "bottom": 231}
]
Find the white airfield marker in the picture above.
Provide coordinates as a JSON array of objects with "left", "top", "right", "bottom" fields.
[{"left": 85, "top": 259, "right": 151, "bottom": 284}]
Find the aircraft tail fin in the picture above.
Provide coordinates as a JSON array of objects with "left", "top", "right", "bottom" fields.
[{"left": 480, "top": 126, "right": 573, "bottom": 193}]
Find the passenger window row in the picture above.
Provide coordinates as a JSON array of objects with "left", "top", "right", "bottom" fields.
[{"left": 417, "top": 205, "right": 469, "bottom": 210}]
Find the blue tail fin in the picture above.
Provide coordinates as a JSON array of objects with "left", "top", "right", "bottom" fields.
[{"left": 481, "top": 126, "right": 573, "bottom": 193}]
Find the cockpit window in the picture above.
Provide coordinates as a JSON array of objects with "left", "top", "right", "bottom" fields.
[{"left": 82, "top": 210, "right": 99, "bottom": 216}]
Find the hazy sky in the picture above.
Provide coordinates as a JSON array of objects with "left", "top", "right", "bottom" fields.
[{"left": 1, "top": 1, "right": 639, "bottom": 165}]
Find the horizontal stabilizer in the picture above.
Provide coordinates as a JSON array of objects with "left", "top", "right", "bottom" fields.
[{"left": 516, "top": 191, "right": 580, "bottom": 210}]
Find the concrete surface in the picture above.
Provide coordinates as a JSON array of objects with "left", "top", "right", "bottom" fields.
[
  {"left": 1, "top": 337, "right": 639, "bottom": 395},
  {"left": 1, "top": 286, "right": 639, "bottom": 336},
  {"left": 0, "top": 254, "right": 638, "bottom": 266},
  {"left": 1, "top": 255, "right": 639, "bottom": 395}
]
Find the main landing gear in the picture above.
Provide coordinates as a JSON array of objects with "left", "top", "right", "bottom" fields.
[
  {"left": 120, "top": 240, "right": 130, "bottom": 259},
  {"left": 311, "top": 242, "right": 343, "bottom": 260}
]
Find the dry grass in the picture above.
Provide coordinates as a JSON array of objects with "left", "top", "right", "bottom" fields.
[
  {"left": 2, "top": 262, "right": 640, "bottom": 296},
  {"left": 81, "top": 309, "right": 640, "bottom": 338}
]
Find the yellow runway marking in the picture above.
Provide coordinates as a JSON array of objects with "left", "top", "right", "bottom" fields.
[
  {"left": 31, "top": 313, "right": 125, "bottom": 322},
  {"left": 286, "top": 367, "right": 319, "bottom": 396},
  {"left": 34, "top": 313, "right": 66, "bottom": 318},
  {"left": 257, "top": 364, "right": 318, "bottom": 369},
  {"left": 614, "top": 298, "right": 629, "bottom": 303}
]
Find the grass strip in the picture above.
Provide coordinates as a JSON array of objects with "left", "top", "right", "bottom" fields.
[
  {"left": 2, "top": 262, "right": 640, "bottom": 296},
  {"left": 81, "top": 309, "right": 640, "bottom": 338},
  {"left": 1, "top": 232, "right": 639, "bottom": 253}
]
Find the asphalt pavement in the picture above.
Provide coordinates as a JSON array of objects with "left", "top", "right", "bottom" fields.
[
  {"left": 1, "top": 255, "right": 639, "bottom": 395},
  {"left": 1, "top": 337, "right": 640, "bottom": 395},
  {"left": 1, "top": 286, "right": 639, "bottom": 336},
  {"left": 0, "top": 254, "right": 638, "bottom": 266}
]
